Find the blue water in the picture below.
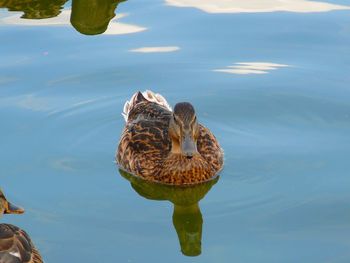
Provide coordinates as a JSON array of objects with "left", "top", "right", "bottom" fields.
[{"left": 1, "top": 0, "right": 350, "bottom": 262}]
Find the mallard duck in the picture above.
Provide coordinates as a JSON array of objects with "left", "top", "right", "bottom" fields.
[
  {"left": 0, "top": 190, "right": 24, "bottom": 216},
  {"left": 116, "top": 90, "right": 224, "bottom": 185},
  {"left": 0, "top": 189, "right": 43, "bottom": 263}
]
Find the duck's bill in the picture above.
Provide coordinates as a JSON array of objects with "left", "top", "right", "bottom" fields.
[
  {"left": 5, "top": 202, "right": 25, "bottom": 214},
  {"left": 182, "top": 134, "right": 197, "bottom": 158}
]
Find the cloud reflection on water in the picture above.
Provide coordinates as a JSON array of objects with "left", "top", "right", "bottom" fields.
[
  {"left": 166, "top": 0, "right": 350, "bottom": 13},
  {"left": 214, "top": 62, "right": 290, "bottom": 75},
  {"left": 129, "top": 46, "right": 180, "bottom": 53}
]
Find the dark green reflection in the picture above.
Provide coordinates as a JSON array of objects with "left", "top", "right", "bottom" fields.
[
  {"left": 70, "top": 0, "right": 125, "bottom": 35},
  {"left": 0, "top": 0, "right": 68, "bottom": 19},
  {"left": 0, "top": 0, "right": 126, "bottom": 35},
  {"left": 119, "top": 170, "right": 219, "bottom": 257}
]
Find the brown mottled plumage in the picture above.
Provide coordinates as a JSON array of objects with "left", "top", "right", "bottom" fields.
[
  {"left": 0, "top": 189, "right": 43, "bottom": 263},
  {"left": 116, "top": 90, "right": 224, "bottom": 185}
]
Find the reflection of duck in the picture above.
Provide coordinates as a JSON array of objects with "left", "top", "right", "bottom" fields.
[
  {"left": 70, "top": 0, "right": 126, "bottom": 35},
  {"left": 0, "top": 189, "right": 43, "bottom": 263},
  {"left": 0, "top": 0, "right": 68, "bottom": 19},
  {"left": 119, "top": 169, "right": 219, "bottom": 256},
  {"left": 116, "top": 90, "right": 224, "bottom": 185}
]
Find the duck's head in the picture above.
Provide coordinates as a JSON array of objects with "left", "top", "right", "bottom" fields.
[
  {"left": 0, "top": 189, "right": 24, "bottom": 215},
  {"left": 169, "top": 102, "right": 200, "bottom": 158}
]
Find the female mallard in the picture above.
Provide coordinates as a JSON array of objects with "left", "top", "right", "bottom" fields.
[
  {"left": 0, "top": 189, "right": 43, "bottom": 263},
  {"left": 116, "top": 90, "right": 223, "bottom": 185}
]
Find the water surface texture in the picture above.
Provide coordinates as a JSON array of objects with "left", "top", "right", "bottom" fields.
[{"left": 1, "top": 0, "right": 350, "bottom": 262}]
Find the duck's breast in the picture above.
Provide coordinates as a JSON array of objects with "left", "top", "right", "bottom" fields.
[{"left": 197, "top": 125, "right": 224, "bottom": 172}]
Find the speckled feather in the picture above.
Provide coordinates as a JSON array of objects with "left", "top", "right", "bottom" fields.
[
  {"left": 116, "top": 92, "right": 223, "bottom": 185},
  {"left": 0, "top": 224, "right": 43, "bottom": 263},
  {"left": 0, "top": 191, "right": 42, "bottom": 263}
]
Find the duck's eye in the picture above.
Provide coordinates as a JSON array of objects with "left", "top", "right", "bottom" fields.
[{"left": 191, "top": 117, "right": 197, "bottom": 127}]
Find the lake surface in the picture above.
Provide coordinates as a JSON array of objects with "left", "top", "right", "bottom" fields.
[{"left": 1, "top": 0, "right": 350, "bottom": 262}]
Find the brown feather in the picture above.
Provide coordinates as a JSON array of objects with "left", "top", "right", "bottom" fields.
[
  {"left": 0, "top": 224, "right": 43, "bottom": 263},
  {"left": 0, "top": 190, "right": 43, "bottom": 263},
  {"left": 117, "top": 97, "right": 224, "bottom": 185}
]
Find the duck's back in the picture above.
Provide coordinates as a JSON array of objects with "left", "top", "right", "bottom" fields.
[
  {"left": 0, "top": 224, "right": 43, "bottom": 263},
  {"left": 117, "top": 99, "right": 173, "bottom": 179}
]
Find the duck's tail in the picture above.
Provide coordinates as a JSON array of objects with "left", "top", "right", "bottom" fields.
[{"left": 122, "top": 90, "right": 172, "bottom": 122}]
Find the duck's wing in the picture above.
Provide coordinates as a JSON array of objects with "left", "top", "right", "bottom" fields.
[
  {"left": 122, "top": 90, "right": 172, "bottom": 122},
  {"left": 197, "top": 125, "right": 224, "bottom": 173},
  {"left": 117, "top": 105, "right": 172, "bottom": 178},
  {"left": 0, "top": 224, "right": 43, "bottom": 263},
  {"left": 127, "top": 97, "right": 172, "bottom": 123}
]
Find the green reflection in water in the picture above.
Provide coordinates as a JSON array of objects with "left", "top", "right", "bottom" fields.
[
  {"left": 0, "top": 0, "right": 126, "bottom": 35},
  {"left": 119, "top": 169, "right": 219, "bottom": 257},
  {"left": 71, "top": 0, "right": 125, "bottom": 35},
  {"left": 0, "top": 0, "right": 68, "bottom": 19}
]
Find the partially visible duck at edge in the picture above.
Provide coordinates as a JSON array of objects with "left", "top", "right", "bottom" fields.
[
  {"left": 116, "top": 90, "right": 224, "bottom": 185},
  {"left": 0, "top": 189, "right": 43, "bottom": 263}
]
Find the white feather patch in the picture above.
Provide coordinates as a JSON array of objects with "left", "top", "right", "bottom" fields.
[
  {"left": 122, "top": 90, "right": 172, "bottom": 122},
  {"left": 9, "top": 251, "right": 21, "bottom": 258}
]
